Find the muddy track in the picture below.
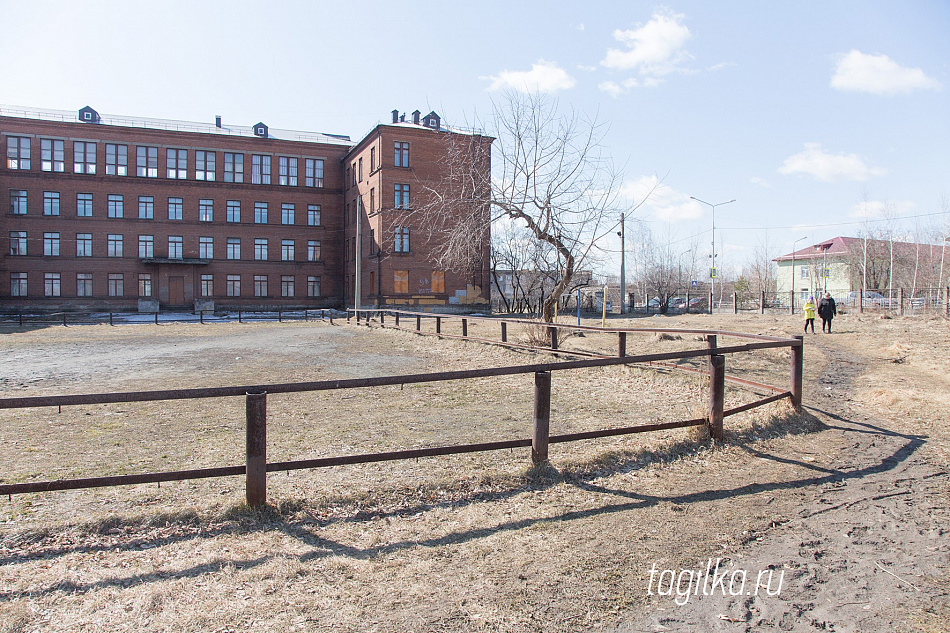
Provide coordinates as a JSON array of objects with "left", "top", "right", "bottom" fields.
[{"left": 623, "top": 335, "right": 950, "bottom": 632}]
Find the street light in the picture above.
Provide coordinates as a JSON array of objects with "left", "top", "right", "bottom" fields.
[
  {"left": 690, "top": 197, "right": 735, "bottom": 314},
  {"left": 791, "top": 235, "right": 808, "bottom": 309}
]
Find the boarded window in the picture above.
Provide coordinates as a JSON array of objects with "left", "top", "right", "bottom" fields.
[
  {"left": 394, "top": 270, "right": 409, "bottom": 294},
  {"left": 432, "top": 271, "right": 445, "bottom": 294}
]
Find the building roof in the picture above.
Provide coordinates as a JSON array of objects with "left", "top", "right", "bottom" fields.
[
  {"left": 774, "top": 236, "right": 946, "bottom": 262},
  {"left": 0, "top": 104, "right": 352, "bottom": 145}
]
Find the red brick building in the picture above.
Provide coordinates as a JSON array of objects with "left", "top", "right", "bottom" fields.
[{"left": 1, "top": 105, "right": 491, "bottom": 312}]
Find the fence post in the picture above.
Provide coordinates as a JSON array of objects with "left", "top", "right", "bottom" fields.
[
  {"left": 898, "top": 288, "right": 904, "bottom": 316},
  {"left": 436, "top": 316, "right": 441, "bottom": 334},
  {"left": 618, "top": 331, "right": 627, "bottom": 357},
  {"left": 462, "top": 318, "right": 468, "bottom": 338},
  {"left": 946, "top": 287, "right": 949, "bottom": 317},
  {"left": 685, "top": 290, "right": 691, "bottom": 313},
  {"left": 63, "top": 312, "right": 68, "bottom": 327},
  {"left": 789, "top": 290, "right": 795, "bottom": 315},
  {"left": 501, "top": 321, "right": 507, "bottom": 342},
  {"left": 109, "top": 313, "right": 113, "bottom": 326},
  {"left": 549, "top": 326, "right": 558, "bottom": 350},
  {"left": 707, "top": 355, "right": 725, "bottom": 441},
  {"left": 707, "top": 334, "right": 717, "bottom": 353},
  {"left": 416, "top": 315, "right": 421, "bottom": 331},
  {"left": 155, "top": 311, "right": 159, "bottom": 325},
  {"left": 245, "top": 392, "right": 267, "bottom": 507},
  {"left": 709, "top": 291, "right": 714, "bottom": 315},
  {"left": 238, "top": 309, "right": 243, "bottom": 323},
  {"left": 760, "top": 290, "right": 765, "bottom": 315},
  {"left": 733, "top": 292, "right": 738, "bottom": 314},
  {"left": 200, "top": 310, "right": 204, "bottom": 324},
  {"left": 859, "top": 289, "right": 864, "bottom": 314},
  {"left": 532, "top": 371, "right": 551, "bottom": 465},
  {"left": 790, "top": 335, "right": 803, "bottom": 412},
  {"left": 395, "top": 312, "right": 399, "bottom": 327},
  {"left": 380, "top": 312, "right": 385, "bottom": 326}
]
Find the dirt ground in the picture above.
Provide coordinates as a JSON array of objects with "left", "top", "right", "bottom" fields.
[{"left": 0, "top": 312, "right": 947, "bottom": 632}]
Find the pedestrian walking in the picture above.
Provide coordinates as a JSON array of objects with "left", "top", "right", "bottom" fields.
[
  {"left": 804, "top": 296, "right": 816, "bottom": 334},
  {"left": 818, "top": 292, "right": 837, "bottom": 333}
]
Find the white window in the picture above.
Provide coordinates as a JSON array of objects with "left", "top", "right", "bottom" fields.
[
  {"left": 139, "top": 274, "right": 152, "bottom": 297},
  {"left": 227, "top": 238, "right": 241, "bottom": 260},
  {"left": 254, "top": 238, "right": 268, "bottom": 261},
  {"left": 77, "top": 193, "right": 93, "bottom": 217},
  {"left": 199, "top": 199, "right": 213, "bottom": 222},
  {"left": 281, "top": 203, "right": 295, "bottom": 225},
  {"left": 41, "top": 139, "right": 65, "bottom": 172},
  {"left": 199, "top": 236, "right": 214, "bottom": 259},
  {"left": 137, "top": 146, "right": 158, "bottom": 177},
  {"left": 305, "top": 158, "right": 324, "bottom": 187},
  {"left": 108, "top": 273, "right": 124, "bottom": 297},
  {"left": 227, "top": 275, "right": 241, "bottom": 297},
  {"left": 281, "top": 275, "right": 295, "bottom": 297},
  {"left": 227, "top": 200, "right": 241, "bottom": 223},
  {"left": 278, "top": 156, "right": 297, "bottom": 186},
  {"left": 307, "top": 204, "right": 321, "bottom": 226},
  {"left": 281, "top": 239, "right": 294, "bottom": 261},
  {"left": 251, "top": 155, "right": 271, "bottom": 184},
  {"left": 44, "top": 232, "right": 60, "bottom": 256},
  {"left": 224, "top": 153, "right": 244, "bottom": 183},
  {"left": 307, "top": 240, "right": 321, "bottom": 262},
  {"left": 108, "top": 194, "right": 124, "bottom": 218},
  {"left": 254, "top": 201, "right": 268, "bottom": 224},
  {"left": 11, "top": 272, "right": 28, "bottom": 296},
  {"left": 10, "top": 190, "right": 27, "bottom": 215},
  {"left": 76, "top": 233, "right": 92, "bottom": 257},
  {"left": 45, "top": 272, "right": 62, "bottom": 297},
  {"left": 73, "top": 141, "right": 97, "bottom": 174},
  {"left": 195, "top": 150, "right": 216, "bottom": 181},
  {"left": 167, "top": 148, "right": 187, "bottom": 179},
  {"left": 138, "top": 196, "right": 154, "bottom": 219},
  {"left": 200, "top": 274, "right": 213, "bottom": 297},
  {"left": 168, "top": 197, "right": 183, "bottom": 221},
  {"left": 394, "top": 226, "right": 410, "bottom": 252},
  {"left": 10, "top": 231, "right": 27, "bottom": 256},
  {"left": 254, "top": 275, "right": 268, "bottom": 297},
  {"left": 6, "top": 137, "right": 31, "bottom": 170},
  {"left": 77, "top": 273, "right": 93, "bottom": 297},
  {"left": 106, "top": 144, "right": 128, "bottom": 176},
  {"left": 139, "top": 235, "right": 154, "bottom": 258},
  {"left": 307, "top": 276, "right": 321, "bottom": 297}
]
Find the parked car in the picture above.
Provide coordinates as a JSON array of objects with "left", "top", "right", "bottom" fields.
[
  {"left": 668, "top": 296, "right": 686, "bottom": 309},
  {"left": 844, "top": 291, "right": 893, "bottom": 308}
]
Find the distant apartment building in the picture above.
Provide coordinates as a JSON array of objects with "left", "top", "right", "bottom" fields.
[{"left": 2, "top": 105, "right": 492, "bottom": 312}]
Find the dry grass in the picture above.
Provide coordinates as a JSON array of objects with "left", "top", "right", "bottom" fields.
[{"left": 0, "top": 313, "right": 946, "bottom": 631}]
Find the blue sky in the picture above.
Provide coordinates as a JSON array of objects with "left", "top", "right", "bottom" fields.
[{"left": 3, "top": 0, "right": 948, "bottom": 275}]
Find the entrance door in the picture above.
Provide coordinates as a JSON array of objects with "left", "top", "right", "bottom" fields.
[{"left": 168, "top": 276, "right": 185, "bottom": 305}]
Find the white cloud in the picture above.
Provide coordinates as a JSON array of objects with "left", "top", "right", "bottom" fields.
[
  {"left": 831, "top": 50, "right": 941, "bottom": 95},
  {"left": 848, "top": 199, "right": 916, "bottom": 219},
  {"left": 602, "top": 10, "right": 691, "bottom": 72},
  {"left": 749, "top": 176, "right": 771, "bottom": 188},
  {"left": 778, "top": 143, "right": 887, "bottom": 183},
  {"left": 483, "top": 60, "right": 576, "bottom": 93},
  {"left": 599, "top": 76, "right": 661, "bottom": 97},
  {"left": 621, "top": 176, "right": 704, "bottom": 223}
]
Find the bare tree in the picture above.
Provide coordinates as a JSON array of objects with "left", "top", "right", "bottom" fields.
[{"left": 415, "top": 92, "right": 645, "bottom": 322}]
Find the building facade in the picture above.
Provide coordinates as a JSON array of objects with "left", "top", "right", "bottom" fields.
[{"left": 2, "top": 105, "right": 491, "bottom": 312}]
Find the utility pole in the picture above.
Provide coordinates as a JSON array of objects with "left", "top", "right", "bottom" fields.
[
  {"left": 618, "top": 212, "right": 626, "bottom": 314},
  {"left": 354, "top": 197, "right": 362, "bottom": 311}
]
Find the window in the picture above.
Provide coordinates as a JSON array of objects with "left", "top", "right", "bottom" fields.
[
  {"left": 395, "top": 184, "right": 410, "bottom": 209},
  {"left": 106, "top": 144, "right": 127, "bottom": 175},
  {"left": 370, "top": 147, "right": 376, "bottom": 172},
  {"left": 369, "top": 229, "right": 376, "bottom": 255},
  {"left": 195, "top": 150, "right": 216, "bottom": 180},
  {"left": 41, "top": 139, "right": 65, "bottom": 172},
  {"left": 370, "top": 188, "right": 375, "bottom": 212},
  {"left": 394, "top": 141, "right": 409, "bottom": 167},
  {"left": 168, "top": 236, "right": 183, "bottom": 259},
  {"left": 307, "top": 205, "right": 321, "bottom": 226},
  {"left": 254, "top": 201, "right": 268, "bottom": 224},
  {"left": 108, "top": 273, "right": 124, "bottom": 297},
  {"left": 11, "top": 273, "right": 27, "bottom": 297},
  {"left": 224, "top": 153, "right": 244, "bottom": 183},
  {"left": 432, "top": 271, "right": 445, "bottom": 294},
  {"left": 281, "top": 239, "right": 294, "bottom": 261},
  {"left": 167, "top": 148, "right": 187, "bottom": 179},
  {"left": 10, "top": 190, "right": 27, "bottom": 215},
  {"left": 281, "top": 276, "right": 295, "bottom": 297},
  {"left": 281, "top": 203, "right": 295, "bottom": 225},
  {"left": 76, "top": 233, "right": 92, "bottom": 257},
  {"left": 307, "top": 240, "right": 321, "bottom": 262},
  {"left": 305, "top": 158, "right": 324, "bottom": 187},
  {"left": 43, "top": 232, "right": 60, "bottom": 256},
  {"left": 227, "top": 200, "right": 241, "bottom": 223},
  {"left": 227, "top": 275, "right": 241, "bottom": 297},
  {"left": 136, "top": 146, "right": 158, "bottom": 177},
  {"left": 394, "top": 270, "right": 409, "bottom": 293},
  {"left": 254, "top": 238, "right": 268, "bottom": 260},
  {"left": 278, "top": 156, "right": 297, "bottom": 186},
  {"left": 394, "top": 226, "right": 410, "bottom": 252},
  {"left": 73, "top": 142, "right": 96, "bottom": 174},
  {"left": 107, "top": 234, "right": 124, "bottom": 257},
  {"left": 10, "top": 231, "right": 27, "bottom": 256},
  {"left": 800, "top": 268, "right": 809, "bottom": 279},
  {"left": 7, "top": 137, "right": 30, "bottom": 170},
  {"left": 108, "top": 194, "right": 124, "bottom": 218},
  {"left": 251, "top": 154, "right": 271, "bottom": 184},
  {"left": 139, "top": 274, "right": 152, "bottom": 297},
  {"left": 77, "top": 273, "right": 93, "bottom": 297},
  {"left": 43, "top": 192, "right": 60, "bottom": 216},
  {"left": 168, "top": 197, "right": 183, "bottom": 221},
  {"left": 138, "top": 235, "right": 154, "bottom": 258},
  {"left": 77, "top": 193, "right": 93, "bottom": 217},
  {"left": 358, "top": 157, "right": 363, "bottom": 182},
  {"left": 199, "top": 199, "right": 213, "bottom": 222},
  {"left": 307, "top": 276, "right": 321, "bottom": 297},
  {"left": 199, "top": 236, "right": 213, "bottom": 259},
  {"left": 45, "top": 272, "right": 62, "bottom": 297},
  {"left": 200, "top": 274, "right": 213, "bottom": 297},
  {"left": 138, "top": 196, "right": 154, "bottom": 219},
  {"left": 254, "top": 275, "right": 268, "bottom": 297},
  {"left": 227, "top": 238, "right": 241, "bottom": 260}
]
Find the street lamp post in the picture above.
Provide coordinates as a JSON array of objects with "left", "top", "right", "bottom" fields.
[
  {"left": 690, "top": 197, "right": 735, "bottom": 314},
  {"left": 791, "top": 235, "right": 808, "bottom": 311}
]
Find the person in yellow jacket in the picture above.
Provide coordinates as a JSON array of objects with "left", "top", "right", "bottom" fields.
[{"left": 803, "top": 296, "right": 816, "bottom": 334}]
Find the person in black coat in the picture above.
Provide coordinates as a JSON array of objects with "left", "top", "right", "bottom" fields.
[{"left": 818, "top": 292, "right": 837, "bottom": 333}]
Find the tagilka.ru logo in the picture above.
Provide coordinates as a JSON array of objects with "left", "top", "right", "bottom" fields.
[{"left": 648, "top": 559, "right": 785, "bottom": 606}]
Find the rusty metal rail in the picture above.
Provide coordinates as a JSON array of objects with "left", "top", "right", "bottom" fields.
[{"left": 0, "top": 317, "right": 803, "bottom": 506}]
